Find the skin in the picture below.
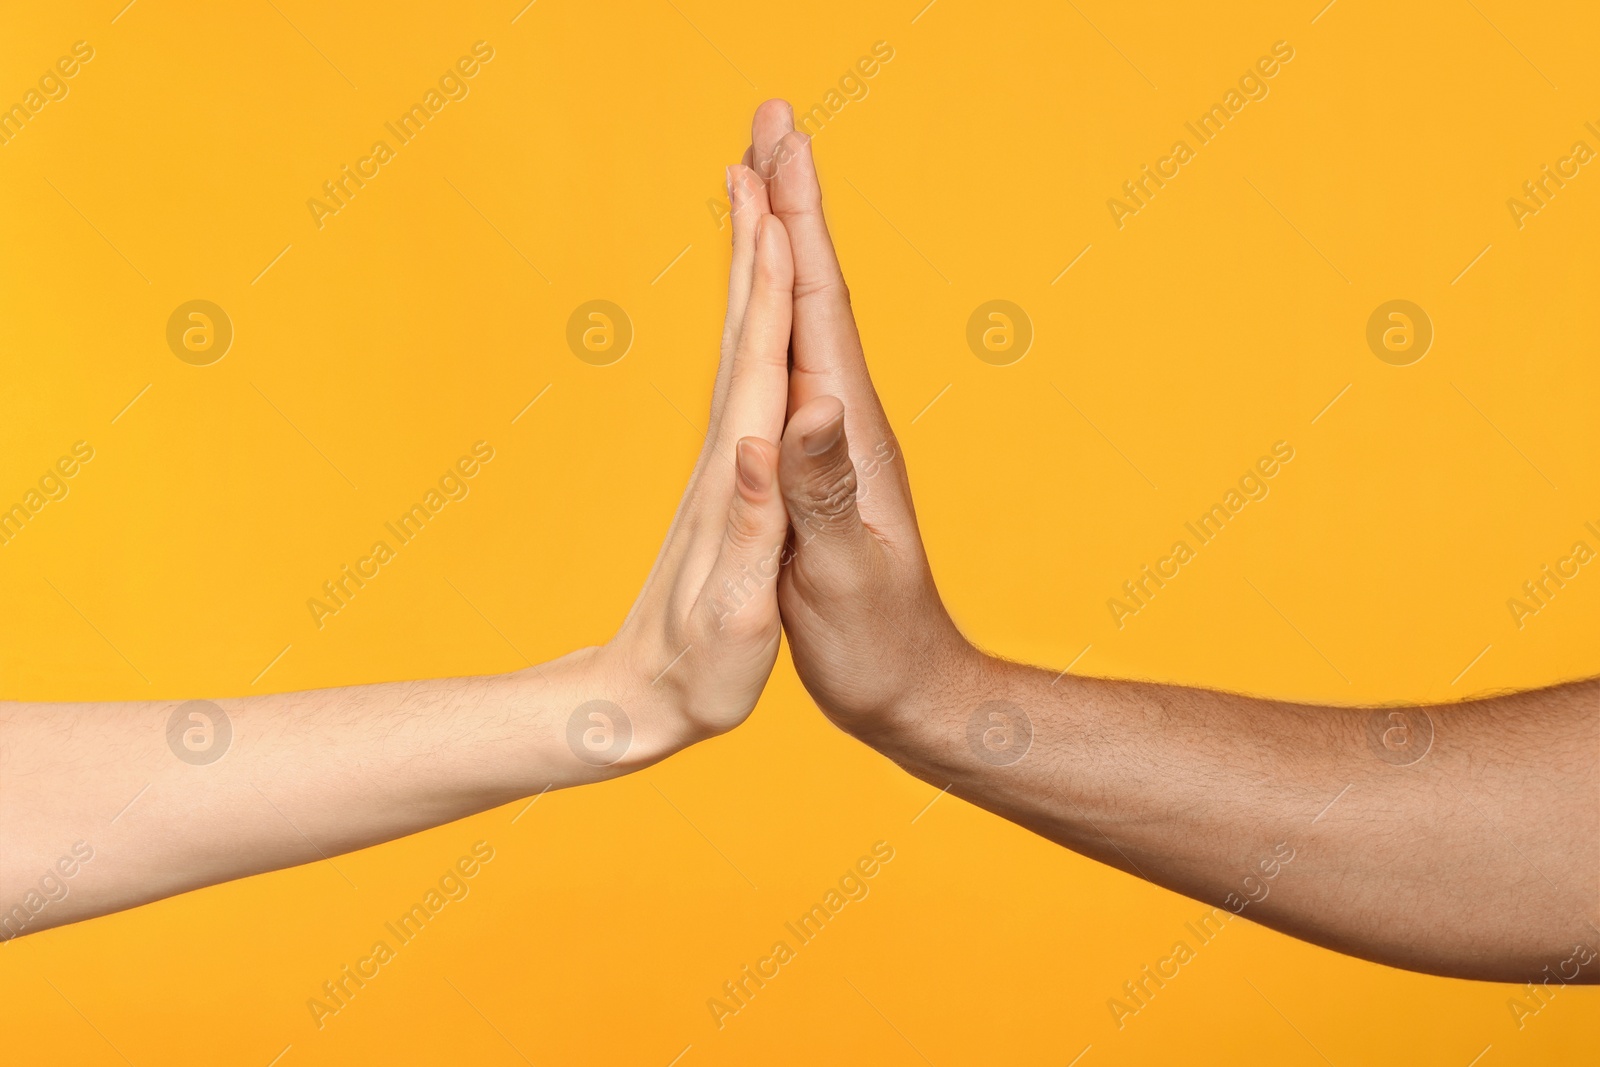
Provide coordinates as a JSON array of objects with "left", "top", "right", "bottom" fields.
[
  {"left": 0, "top": 156, "right": 793, "bottom": 940},
  {"left": 7, "top": 103, "right": 1596, "bottom": 991},
  {"left": 747, "top": 99, "right": 1600, "bottom": 985}
]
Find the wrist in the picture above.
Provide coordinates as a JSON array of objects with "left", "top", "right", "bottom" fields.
[
  {"left": 578, "top": 636, "right": 711, "bottom": 772},
  {"left": 844, "top": 636, "right": 994, "bottom": 757}
]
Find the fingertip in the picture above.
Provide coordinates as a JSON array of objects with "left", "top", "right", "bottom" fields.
[
  {"left": 770, "top": 129, "right": 821, "bottom": 206},
  {"left": 792, "top": 394, "right": 845, "bottom": 435},
  {"left": 736, "top": 437, "right": 777, "bottom": 496},
  {"left": 781, "top": 395, "right": 847, "bottom": 467},
  {"left": 755, "top": 98, "right": 794, "bottom": 131},
  {"left": 801, "top": 405, "right": 845, "bottom": 456},
  {"left": 755, "top": 215, "right": 793, "bottom": 283},
  {"left": 752, "top": 100, "right": 796, "bottom": 180}
]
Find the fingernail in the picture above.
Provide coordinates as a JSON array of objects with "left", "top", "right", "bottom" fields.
[
  {"left": 803, "top": 411, "right": 844, "bottom": 456},
  {"left": 726, "top": 165, "right": 737, "bottom": 204},
  {"left": 737, "top": 440, "right": 771, "bottom": 492}
]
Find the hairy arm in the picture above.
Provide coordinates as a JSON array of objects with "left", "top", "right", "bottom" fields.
[
  {"left": 745, "top": 98, "right": 1600, "bottom": 984},
  {"left": 868, "top": 653, "right": 1599, "bottom": 982},
  {"left": 1, "top": 152, "right": 798, "bottom": 940}
]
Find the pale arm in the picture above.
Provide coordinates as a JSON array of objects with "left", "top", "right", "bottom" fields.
[{"left": 1, "top": 156, "right": 797, "bottom": 940}]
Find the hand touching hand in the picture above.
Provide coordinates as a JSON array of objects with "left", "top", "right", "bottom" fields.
[
  {"left": 592, "top": 163, "right": 798, "bottom": 762},
  {"left": 742, "top": 101, "right": 981, "bottom": 745}
]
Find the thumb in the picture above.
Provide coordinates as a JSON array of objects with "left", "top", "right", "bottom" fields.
[
  {"left": 779, "top": 396, "right": 875, "bottom": 574},
  {"left": 695, "top": 437, "right": 789, "bottom": 642}
]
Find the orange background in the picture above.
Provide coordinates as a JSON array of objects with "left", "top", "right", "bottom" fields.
[{"left": 2, "top": 0, "right": 1598, "bottom": 1063}]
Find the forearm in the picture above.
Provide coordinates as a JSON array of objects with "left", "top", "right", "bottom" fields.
[
  {"left": 866, "top": 650, "right": 1600, "bottom": 982},
  {"left": 0, "top": 645, "right": 683, "bottom": 938}
]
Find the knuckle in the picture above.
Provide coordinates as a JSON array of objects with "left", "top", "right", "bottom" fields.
[
  {"left": 793, "top": 274, "right": 848, "bottom": 305},
  {"left": 793, "top": 462, "right": 858, "bottom": 533},
  {"left": 724, "top": 498, "right": 768, "bottom": 552}
]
